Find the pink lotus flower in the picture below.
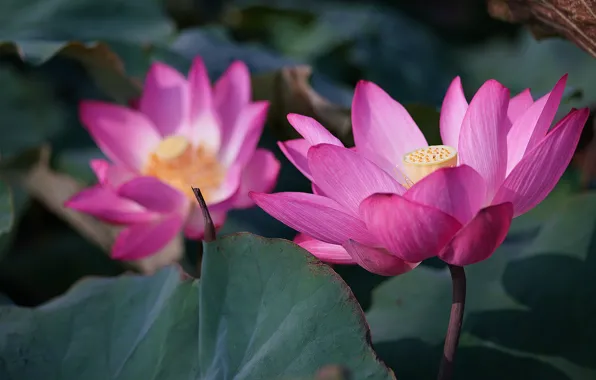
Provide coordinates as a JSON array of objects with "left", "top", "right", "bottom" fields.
[
  {"left": 251, "top": 75, "right": 589, "bottom": 276},
  {"left": 66, "top": 58, "right": 280, "bottom": 260}
]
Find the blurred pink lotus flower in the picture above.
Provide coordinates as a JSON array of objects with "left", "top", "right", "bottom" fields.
[
  {"left": 66, "top": 58, "right": 280, "bottom": 260},
  {"left": 251, "top": 75, "right": 589, "bottom": 276}
]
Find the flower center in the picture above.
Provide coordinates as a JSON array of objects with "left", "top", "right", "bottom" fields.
[
  {"left": 402, "top": 145, "right": 457, "bottom": 187},
  {"left": 143, "top": 135, "right": 225, "bottom": 202}
]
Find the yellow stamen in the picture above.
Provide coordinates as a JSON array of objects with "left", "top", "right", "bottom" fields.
[
  {"left": 143, "top": 135, "right": 224, "bottom": 201},
  {"left": 402, "top": 145, "right": 457, "bottom": 187},
  {"left": 154, "top": 135, "right": 190, "bottom": 160}
]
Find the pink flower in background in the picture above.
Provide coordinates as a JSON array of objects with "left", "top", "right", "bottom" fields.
[
  {"left": 251, "top": 75, "right": 589, "bottom": 276},
  {"left": 66, "top": 58, "right": 280, "bottom": 260}
]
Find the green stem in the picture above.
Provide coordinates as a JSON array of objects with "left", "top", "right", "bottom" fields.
[{"left": 437, "top": 264, "right": 467, "bottom": 380}]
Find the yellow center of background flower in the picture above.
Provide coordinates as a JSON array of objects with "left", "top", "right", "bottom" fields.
[
  {"left": 143, "top": 135, "right": 225, "bottom": 202},
  {"left": 402, "top": 145, "right": 457, "bottom": 187}
]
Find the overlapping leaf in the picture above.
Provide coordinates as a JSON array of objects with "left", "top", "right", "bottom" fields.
[{"left": 0, "top": 0, "right": 173, "bottom": 43}]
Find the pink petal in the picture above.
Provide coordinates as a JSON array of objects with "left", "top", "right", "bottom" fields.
[
  {"left": 80, "top": 101, "right": 162, "bottom": 171},
  {"left": 440, "top": 76, "right": 468, "bottom": 150},
  {"left": 218, "top": 101, "right": 269, "bottom": 167},
  {"left": 506, "top": 75, "right": 567, "bottom": 173},
  {"left": 105, "top": 165, "right": 136, "bottom": 188},
  {"left": 287, "top": 113, "right": 343, "bottom": 146},
  {"left": 188, "top": 56, "right": 212, "bottom": 120},
  {"left": 294, "top": 233, "right": 355, "bottom": 264},
  {"left": 308, "top": 144, "right": 406, "bottom": 215},
  {"left": 184, "top": 206, "right": 227, "bottom": 239},
  {"left": 117, "top": 176, "right": 188, "bottom": 213},
  {"left": 439, "top": 202, "right": 513, "bottom": 266},
  {"left": 343, "top": 240, "right": 419, "bottom": 276},
  {"left": 404, "top": 165, "right": 486, "bottom": 224},
  {"left": 188, "top": 56, "right": 221, "bottom": 151},
  {"left": 527, "top": 75, "right": 568, "bottom": 148},
  {"left": 359, "top": 194, "right": 462, "bottom": 263},
  {"left": 352, "top": 80, "right": 427, "bottom": 168},
  {"left": 358, "top": 150, "right": 407, "bottom": 185},
  {"left": 207, "top": 163, "right": 243, "bottom": 210},
  {"left": 65, "top": 186, "right": 156, "bottom": 224},
  {"left": 112, "top": 213, "right": 186, "bottom": 260},
  {"left": 312, "top": 183, "right": 325, "bottom": 196},
  {"left": 139, "top": 62, "right": 190, "bottom": 137},
  {"left": 90, "top": 159, "right": 108, "bottom": 183},
  {"left": 508, "top": 88, "right": 533, "bottom": 124},
  {"left": 214, "top": 61, "right": 251, "bottom": 146},
  {"left": 279, "top": 144, "right": 361, "bottom": 186},
  {"left": 250, "top": 191, "right": 375, "bottom": 246},
  {"left": 458, "top": 79, "right": 510, "bottom": 200},
  {"left": 90, "top": 159, "right": 136, "bottom": 188},
  {"left": 234, "top": 149, "right": 281, "bottom": 208},
  {"left": 278, "top": 139, "right": 312, "bottom": 180},
  {"left": 493, "top": 108, "right": 589, "bottom": 217}
]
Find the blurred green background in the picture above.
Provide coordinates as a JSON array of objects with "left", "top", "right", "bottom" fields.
[{"left": 0, "top": 0, "right": 595, "bottom": 379}]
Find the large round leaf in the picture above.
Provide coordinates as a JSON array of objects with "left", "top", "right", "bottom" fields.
[
  {"left": 199, "top": 233, "right": 394, "bottom": 380},
  {"left": 0, "top": 266, "right": 200, "bottom": 379}
]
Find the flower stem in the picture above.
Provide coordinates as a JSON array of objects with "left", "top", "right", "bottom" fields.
[
  {"left": 191, "top": 187, "right": 216, "bottom": 277},
  {"left": 437, "top": 264, "right": 467, "bottom": 380}
]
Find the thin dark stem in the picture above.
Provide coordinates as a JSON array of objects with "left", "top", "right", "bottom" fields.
[
  {"left": 191, "top": 187, "right": 216, "bottom": 277},
  {"left": 437, "top": 264, "right": 467, "bottom": 380}
]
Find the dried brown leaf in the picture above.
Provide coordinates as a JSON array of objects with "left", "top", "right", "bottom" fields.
[
  {"left": 252, "top": 65, "right": 353, "bottom": 145},
  {"left": 487, "top": 0, "right": 596, "bottom": 58},
  {"left": 0, "top": 146, "right": 183, "bottom": 274}
]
